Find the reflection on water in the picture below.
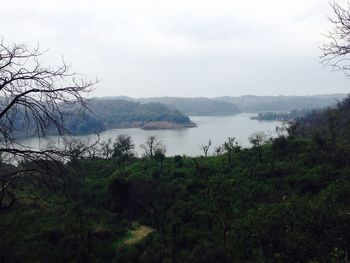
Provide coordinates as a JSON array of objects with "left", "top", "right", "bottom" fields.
[{"left": 23, "top": 113, "right": 282, "bottom": 156}]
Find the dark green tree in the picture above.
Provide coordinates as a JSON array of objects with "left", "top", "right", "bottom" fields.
[{"left": 112, "top": 134, "right": 135, "bottom": 162}]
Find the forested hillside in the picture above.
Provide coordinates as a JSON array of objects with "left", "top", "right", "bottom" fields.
[
  {"left": 3, "top": 0, "right": 350, "bottom": 261},
  {"left": 12, "top": 99, "right": 196, "bottom": 137},
  {"left": 109, "top": 94, "right": 346, "bottom": 115},
  {"left": 138, "top": 97, "right": 241, "bottom": 116},
  {"left": 63, "top": 99, "right": 196, "bottom": 135},
  {"left": 2, "top": 96, "right": 350, "bottom": 262},
  {"left": 291, "top": 96, "right": 350, "bottom": 142},
  {"left": 216, "top": 94, "right": 347, "bottom": 112},
  {"left": 251, "top": 109, "right": 309, "bottom": 121}
]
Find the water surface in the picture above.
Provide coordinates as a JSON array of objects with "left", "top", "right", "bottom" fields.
[{"left": 24, "top": 113, "right": 281, "bottom": 156}]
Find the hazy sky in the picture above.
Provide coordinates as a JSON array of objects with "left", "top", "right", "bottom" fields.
[{"left": 1, "top": 0, "right": 350, "bottom": 97}]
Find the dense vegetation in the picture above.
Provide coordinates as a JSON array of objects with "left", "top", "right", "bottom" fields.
[
  {"left": 2, "top": 96, "right": 350, "bottom": 262},
  {"left": 291, "top": 97, "right": 350, "bottom": 141},
  {"left": 65, "top": 99, "right": 195, "bottom": 135},
  {"left": 251, "top": 109, "right": 309, "bottom": 122},
  {"left": 137, "top": 97, "right": 241, "bottom": 116},
  {"left": 51, "top": 95, "right": 346, "bottom": 137},
  {"left": 217, "top": 94, "right": 346, "bottom": 112},
  {"left": 12, "top": 99, "right": 195, "bottom": 137},
  {"left": 113, "top": 94, "right": 346, "bottom": 114}
]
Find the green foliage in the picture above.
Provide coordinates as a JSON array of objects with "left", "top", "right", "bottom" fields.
[
  {"left": 136, "top": 97, "right": 241, "bottom": 116},
  {"left": 3, "top": 97, "right": 350, "bottom": 262},
  {"left": 251, "top": 109, "right": 310, "bottom": 121},
  {"left": 15, "top": 99, "right": 195, "bottom": 137},
  {"left": 66, "top": 99, "right": 194, "bottom": 135},
  {"left": 112, "top": 134, "right": 135, "bottom": 162}
]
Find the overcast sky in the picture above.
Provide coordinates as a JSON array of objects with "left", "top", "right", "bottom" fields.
[{"left": 1, "top": 0, "right": 349, "bottom": 97}]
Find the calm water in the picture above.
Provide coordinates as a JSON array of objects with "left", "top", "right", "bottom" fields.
[{"left": 24, "top": 113, "right": 281, "bottom": 156}]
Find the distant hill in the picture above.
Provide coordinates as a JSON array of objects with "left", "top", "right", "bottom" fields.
[
  {"left": 140, "top": 97, "right": 241, "bottom": 116},
  {"left": 107, "top": 94, "right": 347, "bottom": 114},
  {"left": 215, "top": 94, "right": 347, "bottom": 112},
  {"left": 109, "top": 96, "right": 240, "bottom": 116}
]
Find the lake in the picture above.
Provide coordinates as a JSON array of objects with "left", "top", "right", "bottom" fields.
[{"left": 24, "top": 113, "right": 282, "bottom": 156}]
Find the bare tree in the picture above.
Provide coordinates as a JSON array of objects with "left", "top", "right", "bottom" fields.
[
  {"left": 64, "top": 136, "right": 101, "bottom": 163},
  {"left": 99, "top": 138, "right": 114, "bottom": 159},
  {"left": 154, "top": 145, "right": 167, "bottom": 170},
  {"left": 200, "top": 139, "right": 212, "bottom": 157},
  {"left": 214, "top": 145, "right": 224, "bottom": 156},
  {"left": 140, "top": 135, "right": 165, "bottom": 159},
  {"left": 248, "top": 132, "right": 267, "bottom": 148},
  {"left": 249, "top": 131, "right": 268, "bottom": 161},
  {"left": 322, "top": 1, "right": 350, "bottom": 74},
  {"left": 0, "top": 40, "right": 96, "bottom": 210},
  {"left": 223, "top": 137, "right": 240, "bottom": 166}
]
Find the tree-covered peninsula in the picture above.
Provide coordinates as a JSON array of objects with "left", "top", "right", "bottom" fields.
[
  {"left": 13, "top": 99, "right": 196, "bottom": 137},
  {"left": 65, "top": 99, "right": 196, "bottom": 135}
]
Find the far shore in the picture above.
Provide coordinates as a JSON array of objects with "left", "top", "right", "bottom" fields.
[
  {"left": 141, "top": 121, "right": 197, "bottom": 130},
  {"left": 101, "top": 120, "right": 197, "bottom": 131}
]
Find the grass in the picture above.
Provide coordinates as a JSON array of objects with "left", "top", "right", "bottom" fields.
[
  {"left": 123, "top": 225, "right": 154, "bottom": 246},
  {"left": 114, "top": 224, "right": 154, "bottom": 249}
]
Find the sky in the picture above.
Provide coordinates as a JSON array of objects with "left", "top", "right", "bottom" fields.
[{"left": 1, "top": 0, "right": 350, "bottom": 98}]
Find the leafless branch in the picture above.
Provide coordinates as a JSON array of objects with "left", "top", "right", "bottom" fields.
[
  {"left": 321, "top": 1, "right": 350, "bottom": 75},
  {"left": 0, "top": 40, "right": 98, "bottom": 210}
]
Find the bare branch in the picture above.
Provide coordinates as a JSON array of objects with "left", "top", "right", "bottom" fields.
[
  {"left": 0, "top": 40, "right": 97, "bottom": 210},
  {"left": 321, "top": 1, "right": 350, "bottom": 75}
]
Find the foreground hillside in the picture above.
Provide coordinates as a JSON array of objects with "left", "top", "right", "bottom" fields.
[{"left": 2, "top": 96, "right": 350, "bottom": 262}]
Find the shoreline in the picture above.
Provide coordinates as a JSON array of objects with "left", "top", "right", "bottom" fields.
[{"left": 141, "top": 121, "right": 197, "bottom": 130}]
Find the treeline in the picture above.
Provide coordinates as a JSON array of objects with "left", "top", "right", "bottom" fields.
[
  {"left": 11, "top": 99, "right": 195, "bottom": 137},
  {"left": 64, "top": 99, "right": 195, "bottom": 135},
  {"left": 111, "top": 94, "right": 346, "bottom": 114},
  {"left": 217, "top": 94, "right": 346, "bottom": 112},
  {"left": 2, "top": 97, "right": 350, "bottom": 262},
  {"left": 251, "top": 109, "right": 309, "bottom": 122},
  {"left": 136, "top": 97, "right": 241, "bottom": 116},
  {"left": 291, "top": 96, "right": 350, "bottom": 143}
]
